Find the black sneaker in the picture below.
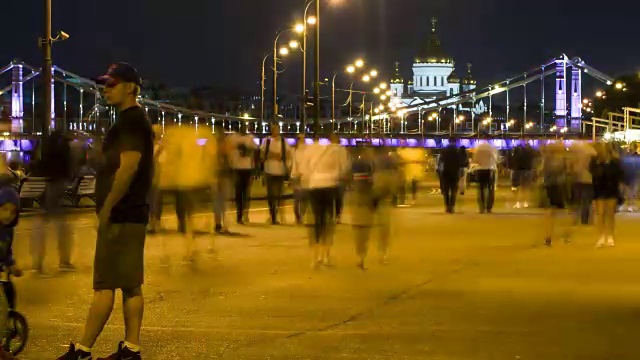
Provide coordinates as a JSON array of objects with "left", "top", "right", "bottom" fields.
[
  {"left": 56, "top": 343, "right": 92, "bottom": 360},
  {"left": 97, "top": 342, "right": 141, "bottom": 360},
  {"left": 544, "top": 238, "right": 552, "bottom": 247}
]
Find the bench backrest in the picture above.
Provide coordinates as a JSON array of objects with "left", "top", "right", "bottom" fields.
[
  {"left": 77, "top": 176, "right": 96, "bottom": 195},
  {"left": 20, "top": 177, "right": 47, "bottom": 199}
]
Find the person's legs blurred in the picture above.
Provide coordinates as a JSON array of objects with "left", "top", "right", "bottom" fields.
[
  {"left": 411, "top": 179, "right": 418, "bottom": 201},
  {"left": 604, "top": 198, "right": 617, "bottom": 246},
  {"left": 334, "top": 185, "right": 345, "bottom": 222}
]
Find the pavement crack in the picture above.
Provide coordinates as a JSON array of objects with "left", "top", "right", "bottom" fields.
[{"left": 220, "top": 261, "right": 469, "bottom": 357}]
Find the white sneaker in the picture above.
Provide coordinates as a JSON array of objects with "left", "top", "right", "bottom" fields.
[
  {"left": 523, "top": 201, "right": 529, "bottom": 208},
  {"left": 606, "top": 237, "right": 615, "bottom": 247},
  {"left": 596, "top": 238, "right": 605, "bottom": 248},
  {"left": 513, "top": 202, "right": 521, "bottom": 209}
]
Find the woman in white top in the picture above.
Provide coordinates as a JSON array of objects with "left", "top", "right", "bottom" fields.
[{"left": 291, "top": 138, "right": 349, "bottom": 268}]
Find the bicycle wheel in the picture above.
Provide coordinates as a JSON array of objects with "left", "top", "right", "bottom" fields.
[{"left": 4, "top": 310, "right": 28, "bottom": 356}]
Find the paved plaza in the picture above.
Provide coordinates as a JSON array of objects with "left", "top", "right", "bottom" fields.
[{"left": 10, "top": 194, "right": 640, "bottom": 359}]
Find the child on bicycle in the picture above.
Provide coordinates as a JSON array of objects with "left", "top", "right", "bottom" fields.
[{"left": 0, "top": 167, "right": 21, "bottom": 360}]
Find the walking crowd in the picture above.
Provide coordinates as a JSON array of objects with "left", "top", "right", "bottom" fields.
[
  {"left": 0, "top": 62, "right": 635, "bottom": 360},
  {"left": 434, "top": 138, "right": 639, "bottom": 247}
]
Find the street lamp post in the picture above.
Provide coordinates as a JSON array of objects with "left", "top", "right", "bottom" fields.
[
  {"left": 260, "top": 52, "right": 272, "bottom": 133},
  {"left": 43, "top": 0, "right": 52, "bottom": 134},
  {"left": 301, "top": 1, "right": 316, "bottom": 134},
  {"left": 313, "top": 0, "right": 321, "bottom": 137},
  {"left": 40, "top": 0, "right": 69, "bottom": 134}
]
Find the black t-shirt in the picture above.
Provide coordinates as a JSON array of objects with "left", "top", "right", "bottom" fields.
[{"left": 95, "top": 106, "right": 154, "bottom": 224}]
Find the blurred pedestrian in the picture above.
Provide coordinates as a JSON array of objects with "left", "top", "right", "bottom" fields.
[
  {"left": 147, "top": 125, "right": 163, "bottom": 233},
  {"left": 398, "top": 146, "right": 426, "bottom": 204},
  {"left": 260, "top": 126, "right": 292, "bottom": 225},
  {"left": 511, "top": 145, "right": 535, "bottom": 208},
  {"left": 291, "top": 138, "right": 349, "bottom": 268},
  {"left": 228, "top": 123, "right": 257, "bottom": 224},
  {"left": 292, "top": 134, "right": 308, "bottom": 225},
  {"left": 57, "top": 62, "right": 152, "bottom": 360},
  {"left": 370, "top": 147, "right": 397, "bottom": 263},
  {"left": 213, "top": 123, "right": 233, "bottom": 235},
  {"left": 569, "top": 141, "right": 596, "bottom": 225},
  {"left": 437, "top": 141, "right": 464, "bottom": 213},
  {"left": 591, "top": 142, "right": 624, "bottom": 247},
  {"left": 473, "top": 141, "right": 498, "bottom": 213},
  {"left": 31, "top": 128, "right": 74, "bottom": 275},
  {"left": 158, "top": 125, "right": 216, "bottom": 264},
  {"left": 620, "top": 143, "right": 640, "bottom": 212},
  {"left": 350, "top": 145, "right": 391, "bottom": 269},
  {"left": 458, "top": 146, "right": 469, "bottom": 195},
  {"left": 541, "top": 142, "right": 571, "bottom": 246},
  {"left": 330, "top": 134, "right": 348, "bottom": 223},
  {"left": 0, "top": 160, "right": 21, "bottom": 360}
]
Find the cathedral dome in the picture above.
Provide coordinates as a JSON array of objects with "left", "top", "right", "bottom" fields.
[
  {"left": 391, "top": 61, "right": 403, "bottom": 84},
  {"left": 415, "top": 18, "right": 453, "bottom": 64},
  {"left": 447, "top": 68, "right": 460, "bottom": 83},
  {"left": 462, "top": 63, "right": 476, "bottom": 85}
]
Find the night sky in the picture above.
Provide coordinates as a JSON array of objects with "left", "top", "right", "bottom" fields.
[{"left": 3, "top": 0, "right": 639, "bottom": 95}]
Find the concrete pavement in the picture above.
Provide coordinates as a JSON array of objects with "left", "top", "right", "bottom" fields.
[{"left": 11, "top": 193, "right": 640, "bottom": 359}]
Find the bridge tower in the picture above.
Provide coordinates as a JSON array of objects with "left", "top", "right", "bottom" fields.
[
  {"left": 554, "top": 57, "right": 568, "bottom": 128},
  {"left": 10, "top": 60, "right": 24, "bottom": 133},
  {"left": 570, "top": 65, "right": 582, "bottom": 131}
]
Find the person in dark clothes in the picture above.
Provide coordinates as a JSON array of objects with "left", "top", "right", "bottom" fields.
[
  {"left": 437, "top": 142, "right": 464, "bottom": 213},
  {"left": 58, "top": 62, "right": 152, "bottom": 360},
  {"left": 591, "top": 142, "right": 624, "bottom": 248},
  {"left": 458, "top": 146, "right": 470, "bottom": 195},
  {"left": 31, "top": 128, "right": 74, "bottom": 275},
  {"left": 511, "top": 145, "right": 535, "bottom": 208}
]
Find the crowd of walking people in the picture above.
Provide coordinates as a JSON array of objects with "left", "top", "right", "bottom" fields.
[
  {"left": 0, "top": 62, "right": 635, "bottom": 360},
  {"left": 434, "top": 138, "right": 639, "bottom": 248}
]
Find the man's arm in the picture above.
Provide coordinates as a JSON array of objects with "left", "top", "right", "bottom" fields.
[{"left": 100, "top": 151, "right": 141, "bottom": 215}]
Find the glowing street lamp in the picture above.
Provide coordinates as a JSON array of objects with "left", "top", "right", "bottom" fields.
[
  {"left": 289, "top": 40, "right": 299, "bottom": 49},
  {"left": 615, "top": 82, "right": 624, "bottom": 90},
  {"left": 355, "top": 59, "right": 364, "bottom": 68},
  {"left": 362, "top": 74, "right": 371, "bottom": 82},
  {"left": 295, "top": 23, "right": 305, "bottom": 33},
  {"left": 385, "top": 90, "right": 392, "bottom": 96},
  {"left": 379, "top": 82, "right": 388, "bottom": 90},
  {"left": 596, "top": 91, "right": 603, "bottom": 98},
  {"left": 346, "top": 65, "right": 356, "bottom": 73},
  {"left": 370, "top": 69, "right": 378, "bottom": 78},
  {"left": 373, "top": 87, "right": 380, "bottom": 94},
  {"left": 380, "top": 94, "right": 387, "bottom": 101},
  {"left": 279, "top": 47, "right": 290, "bottom": 56},
  {"left": 307, "top": 16, "right": 317, "bottom": 25}
]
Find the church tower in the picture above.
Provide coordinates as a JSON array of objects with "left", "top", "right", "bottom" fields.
[
  {"left": 390, "top": 61, "right": 404, "bottom": 97},
  {"left": 462, "top": 63, "right": 477, "bottom": 92}
]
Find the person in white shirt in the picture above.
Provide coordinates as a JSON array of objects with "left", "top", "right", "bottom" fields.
[
  {"left": 291, "top": 138, "right": 349, "bottom": 268},
  {"left": 472, "top": 142, "right": 498, "bottom": 213},
  {"left": 260, "top": 126, "right": 293, "bottom": 225},
  {"left": 228, "top": 124, "right": 258, "bottom": 224}
]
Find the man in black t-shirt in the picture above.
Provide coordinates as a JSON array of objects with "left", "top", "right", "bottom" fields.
[{"left": 58, "top": 63, "right": 152, "bottom": 360}]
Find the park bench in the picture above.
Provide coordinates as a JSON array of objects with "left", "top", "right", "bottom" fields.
[
  {"left": 66, "top": 176, "right": 96, "bottom": 207},
  {"left": 17, "top": 177, "right": 47, "bottom": 208}
]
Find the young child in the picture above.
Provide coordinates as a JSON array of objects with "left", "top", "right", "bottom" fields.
[{"left": 0, "top": 168, "right": 21, "bottom": 360}]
